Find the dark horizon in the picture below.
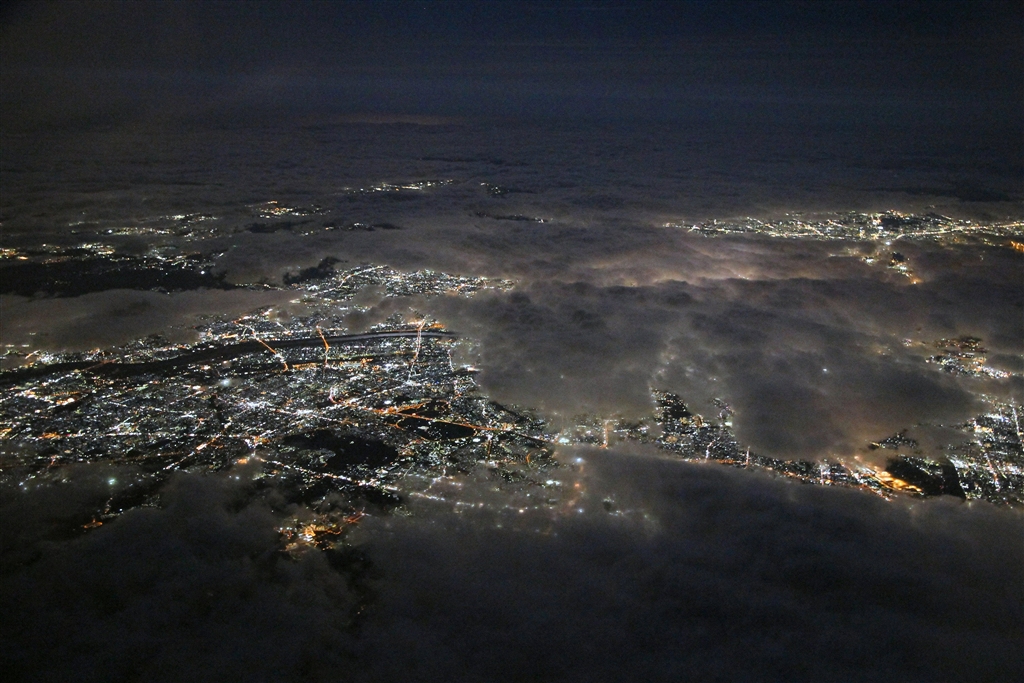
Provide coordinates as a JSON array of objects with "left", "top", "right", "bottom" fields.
[{"left": 2, "top": 0, "right": 1021, "bottom": 128}]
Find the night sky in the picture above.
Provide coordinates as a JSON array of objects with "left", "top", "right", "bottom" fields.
[
  {"left": 1, "top": 2, "right": 1022, "bottom": 682},
  {"left": 2, "top": 0, "right": 1021, "bottom": 125}
]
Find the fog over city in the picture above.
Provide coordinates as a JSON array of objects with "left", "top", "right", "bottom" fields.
[{"left": 1, "top": 2, "right": 1022, "bottom": 681}]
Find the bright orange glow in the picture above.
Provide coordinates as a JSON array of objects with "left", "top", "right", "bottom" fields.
[{"left": 873, "top": 470, "right": 924, "bottom": 494}]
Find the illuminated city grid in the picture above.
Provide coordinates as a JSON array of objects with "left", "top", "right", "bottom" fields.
[
  {"left": 669, "top": 210, "right": 1024, "bottom": 244},
  {"left": 2, "top": 213, "right": 1022, "bottom": 537}
]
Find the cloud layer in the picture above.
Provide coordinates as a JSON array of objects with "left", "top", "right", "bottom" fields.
[
  {"left": 3, "top": 452, "right": 1021, "bottom": 682},
  {"left": 422, "top": 232, "right": 1019, "bottom": 458}
]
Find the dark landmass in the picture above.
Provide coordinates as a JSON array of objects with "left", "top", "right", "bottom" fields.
[{"left": 0, "top": 257, "right": 235, "bottom": 297}]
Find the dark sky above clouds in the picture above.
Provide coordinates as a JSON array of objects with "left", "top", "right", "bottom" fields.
[{"left": 2, "top": 0, "right": 1021, "bottom": 125}]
